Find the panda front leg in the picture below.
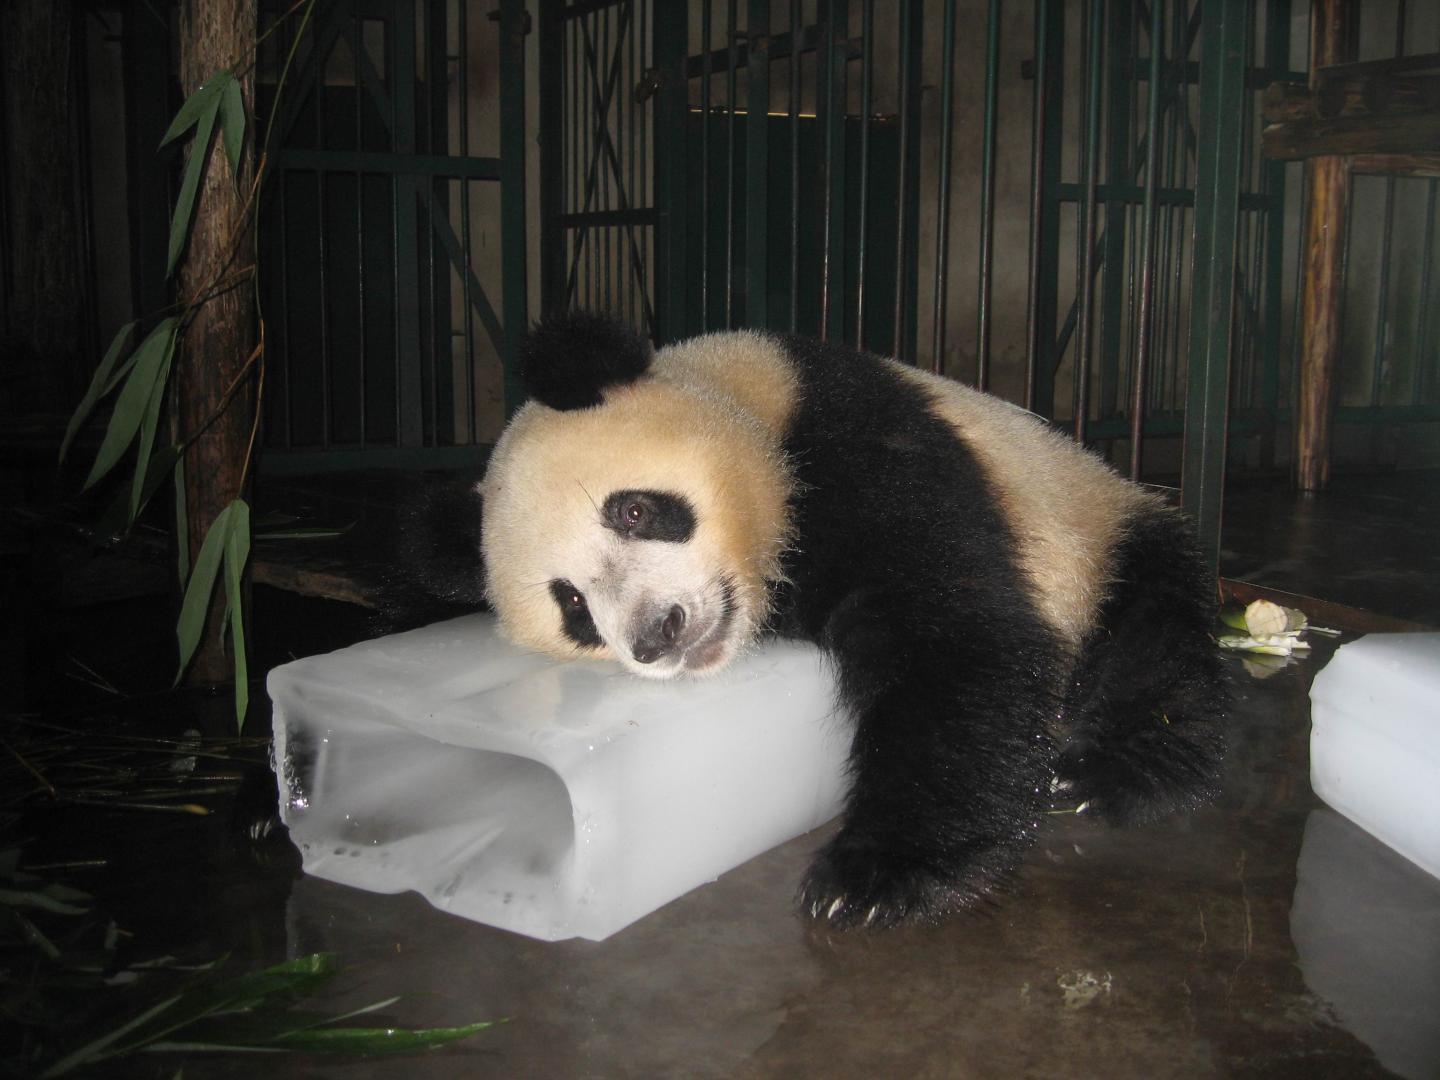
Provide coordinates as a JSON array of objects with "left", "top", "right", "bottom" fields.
[{"left": 799, "top": 591, "right": 1068, "bottom": 928}]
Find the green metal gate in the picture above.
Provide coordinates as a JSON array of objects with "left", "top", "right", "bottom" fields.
[{"left": 258, "top": 0, "right": 529, "bottom": 471}]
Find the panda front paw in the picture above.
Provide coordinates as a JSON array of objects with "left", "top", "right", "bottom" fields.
[{"left": 798, "top": 837, "right": 944, "bottom": 930}]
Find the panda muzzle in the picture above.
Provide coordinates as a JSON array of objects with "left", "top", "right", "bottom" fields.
[{"left": 630, "top": 604, "right": 686, "bottom": 665}]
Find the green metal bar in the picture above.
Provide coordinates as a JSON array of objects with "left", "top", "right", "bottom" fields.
[
  {"left": 700, "top": 0, "right": 712, "bottom": 327},
  {"left": 1024, "top": 0, "right": 1063, "bottom": 415},
  {"left": 855, "top": 0, "right": 873, "bottom": 346},
  {"left": 1416, "top": 179, "right": 1437, "bottom": 404},
  {"left": 499, "top": 0, "right": 530, "bottom": 416},
  {"left": 819, "top": 0, "right": 847, "bottom": 343},
  {"left": 1073, "top": 0, "right": 1103, "bottom": 441},
  {"left": 975, "top": 0, "right": 1000, "bottom": 389},
  {"left": 1099, "top": 0, "right": 1133, "bottom": 421},
  {"left": 653, "top": 0, "right": 689, "bottom": 342},
  {"left": 1181, "top": 0, "right": 1249, "bottom": 574},
  {"left": 1259, "top": 0, "right": 1291, "bottom": 470},
  {"left": 893, "top": 0, "right": 923, "bottom": 362},
  {"left": 539, "top": 0, "right": 567, "bottom": 311},
  {"left": 391, "top": 6, "right": 424, "bottom": 447},
  {"left": 1128, "top": 0, "right": 1163, "bottom": 479},
  {"left": 458, "top": 0, "right": 476, "bottom": 441},
  {"left": 930, "top": 0, "right": 956, "bottom": 372},
  {"left": 1055, "top": 181, "right": 1272, "bottom": 210},
  {"left": 787, "top": 0, "right": 801, "bottom": 333},
  {"left": 745, "top": 0, "right": 771, "bottom": 328},
  {"left": 261, "top": 444, "right": 492, "bottom": 476},
  {"left": 725, "top": 0, "right": 738, "bottom": 327}
]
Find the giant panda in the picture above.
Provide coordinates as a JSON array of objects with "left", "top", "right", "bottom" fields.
[{"left": 474, "top": 310, "right": 1227, "bottom": 928}]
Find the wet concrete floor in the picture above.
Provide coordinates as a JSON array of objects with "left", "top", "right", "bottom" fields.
[{"left": 4, "top": 470, "right": 1439, "bottom": 1077}]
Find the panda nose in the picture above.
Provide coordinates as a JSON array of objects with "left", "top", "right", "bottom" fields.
[{"left": 631, "top": 605, "right": 686, "bottom": 664}]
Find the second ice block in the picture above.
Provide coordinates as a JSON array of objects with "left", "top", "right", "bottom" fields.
[{"left": 268, "top": 614, "right": 849, "bottom": 941}]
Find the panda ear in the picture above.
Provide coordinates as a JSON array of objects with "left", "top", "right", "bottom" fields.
[{"left": 519, "top": 311, "right": 653, "bottom": 411}]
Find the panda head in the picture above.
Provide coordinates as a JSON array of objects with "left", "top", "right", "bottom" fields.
[{"left": 480, "top": 312, "right": 792, "bottom": 679}]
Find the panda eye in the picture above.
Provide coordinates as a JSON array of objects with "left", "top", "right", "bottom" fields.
[
  {"left": 601, "top": 490, "right": 695, "bottom": 542},
  {"left": 549, "top": 578, "right": 601, "bottom": 648}
]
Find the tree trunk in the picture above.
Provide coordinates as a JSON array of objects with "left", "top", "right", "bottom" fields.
[
  {"left": 175, "top": 0, "right": 258, "bottom": 685},
  {"left": 0, "top": 1, "right": 85, "bottom": 415}
]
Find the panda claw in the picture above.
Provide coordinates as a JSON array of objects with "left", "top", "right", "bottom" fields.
[{"left": 826, "top": 897, "right": 845, "bottom": 920}]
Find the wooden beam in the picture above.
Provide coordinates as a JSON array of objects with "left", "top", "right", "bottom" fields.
[
  {"left": 1351, "top": 152, "right": 1440, "bottom": 178},
  {"left": 1262, "top": 107, "right": 1440, "bottom": 159},
  {"left": 1262, "top": 74, "right": 1440, "bottom": 123},
  {"left": 1293, "top": 0, "right": 1353, "bottom": 494}
]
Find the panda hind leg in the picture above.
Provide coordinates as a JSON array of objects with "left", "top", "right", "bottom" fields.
[{"left": 1055, "top": 510, "right": 1229, "bottom": 825}]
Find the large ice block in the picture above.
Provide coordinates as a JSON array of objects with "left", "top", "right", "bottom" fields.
[
  {"left": 268, "top": 614, "right": 849, "bottom": 941},
  {"left": 1309, "top": 633, "right": 1440, "bottom": 882}
]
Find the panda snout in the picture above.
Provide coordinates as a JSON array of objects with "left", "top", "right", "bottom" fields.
[{"left": 631, "top": 604, "right": 686, "bottom": 664}]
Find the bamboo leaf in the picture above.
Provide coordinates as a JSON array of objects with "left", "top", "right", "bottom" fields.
[
  {"left": 128, "top": 331, "right": 177, "bottom": 523},
  {"left": 255, "top": 524, "right": 353, "bottom": 541},
  {"left": 260, "top": 1019, "right": 499, "bottom": 1054},
  {"left": 82, "top": 319, "right": 179, "bottom": 492},
  {"left": 0, "top": 886, "right": 90, "bottom": 916},
  {"left": 174, "top": 503, "right": 235, "bottom": 683},
  {"left": 158, "top": 70, "right": 229, "bottom": 149},
  {"left": 166, "top": 96, "right": 220, "bottom": 278},
  {"left": 218, "top": 73, "right": 246, "bottom": 182},
  {"left": 60, "top": 321, "right": 136, "bottom": 465},
  {"left": 222, "top": 499, "right": 251, "bottom": 728}
]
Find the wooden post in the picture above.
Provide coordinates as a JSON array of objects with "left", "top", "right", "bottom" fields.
[
  {"left": 1294, "top": 0, "right": 1354, "bottom": 493},
  {"left": 175, "top": 0, "right": 257, "bottom": 684}
]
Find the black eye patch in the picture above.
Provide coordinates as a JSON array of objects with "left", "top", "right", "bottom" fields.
[
  {"left": 549, "top": 579, "right": 602, "bottom": 648},
  {"left": 601, "top": 489, "right": 696, "bottom": 543}
]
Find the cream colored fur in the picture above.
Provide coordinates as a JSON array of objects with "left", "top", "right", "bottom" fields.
[
  {"left": 481, "top": 331, "right": 796, "bottom": 675},
  {"left": 891, "top": 362, "right": 1162, "bottom": 650}
]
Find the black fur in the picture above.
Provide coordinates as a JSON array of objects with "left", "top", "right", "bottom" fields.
[
  {"left": 373, "top": 473, "right": 489, "bottom": 632},
  {"left": 769, "top": 335, "right": 1071, "bottom": 925},
  {"left": 766, "top": 334, "right": 1226, "bottom": 927},
  {"left": 549, "top": 579, "right": 603, "bottom": 648},
  {"left": 601, "top": 490, "right": 697, "bottom": 543},
  {"left": 520, "top": 310, "right": 653, "bottom": 411},
  {"left": 1055, "top": 508, "right": 1228, "bottom": 824}
]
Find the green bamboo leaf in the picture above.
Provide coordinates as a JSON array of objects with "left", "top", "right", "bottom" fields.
[
  {"left": 128, "top": 331, "right": 177, "bottom": 523},
  {"left": 158, "top": 70, "right": 229, "bottom": 149},
  {"left": 219, "top": 73, "right": 246, "bottom": 182},
  {"left": 60, "top": 321, "right": 136, "bottom": 465},
  {"left": 1219, "top": 608, "right": 1249, "bottom": 631},
  {"left": 90, "top": 953, "right": 340, "bottom": 1062},
  {"left": 9, "top": 905, "right": 63, "bottom": 961},
  {"left": 260, "top": 1019, "right": 499, "bottom": 1054},
  {"left": 174, "top": 503, "right": 235, "bottom": 683},
  {"left": 223, "top": 499, "right": 251, "bottom": 728},
  {"left": 82, "top": 319, "right": 179, "bottom": 492},
  {"left": 0, "top": 886, "right": 90, "bottom": 916},
  {"left": 166, "top": 97, "right": 220, "bottom": 277},
  {"left": 255, "top": 524, "right": 353, "bottom": 540},
  {"left": 174, "top": 455, "right": 190, "bottom": 584}
]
